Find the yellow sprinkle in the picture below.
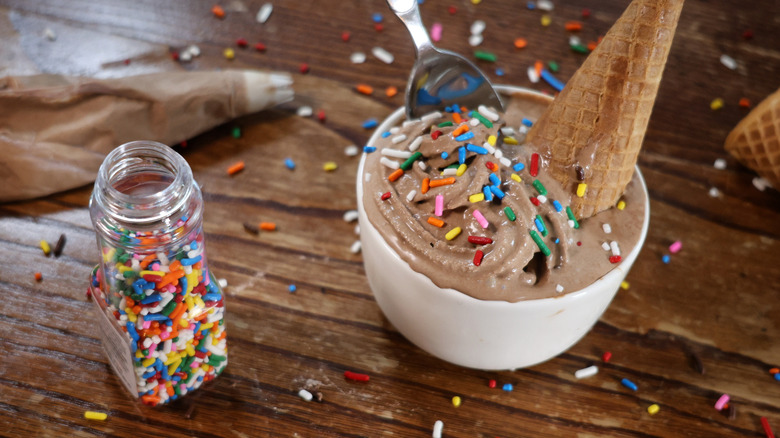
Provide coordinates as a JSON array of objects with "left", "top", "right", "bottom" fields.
[
  {"left": 469, "top": 193, "right": 485, "bottom": 203},
  {"left": 135, "top": 350, "right": 144, "bottom": 359},
  {"left": 194, "top": 295, "right": 205, "bottom": 309},
  {"left": 185, "top": 295, "right": 194, "bottom": 312},
  {"left": 445, "top": 227, "right": 462, "bottom": 241},
  {"left": 511, "top": 173, "right": 522, "bottom": 183},
  {"left": 84, "top": 411, "right": 108, "bottom": 421},
  {"left": 503, "top": 136, "right": 519, "bottom": 145},
  {"left": 117, "top": 264, "right": 133, "bottom": 273},
  {"left": 40, "top": 240, "right": 51, "bottom": 255},
  {"left": 186, "top": 344, "right": 196, "bottom": 356},
  {"left": 201, "top": 364, "right": 211, "bottom": 373},
  {"left": 541, "top": 15, "right": 552, "bottom": 26},
  {"left": 200, "top": 322, "right": 214, "bottom": 331},
  {"left": 617, "top": 200, "right": 626, "bottom": 210},
  {"left": 323, "top": 161, "right": 338, "bottom": 172},
  {"left": 620, "top": 281, "right": 630, "bottom": 290},
  {"left": 186, "top": 271, "right": 198, "bottom": 293},
  {"left": 647, "top": 404, "right": 660, "bottom": 415},
  {"left": 180, "top": 318, "right": 190, "bottom": 328},
  {"left": 164, "top": 352, "right": 181, "bottom": 365},
  {"left": 102, "top": 248, "right": 115, "bottom": 263},
  {"left": 487, "top": 135, "right": 497, "bottom": 146},
  {"left": 223, "top": 48, "right": 235, "bottom": 59},
  {"left": 141, "top": 358, "right": 156, "bottom": 368},
  {"left": 452, "top": 396, "right": 462, "bottom": 407},
  {"left": 139, "top": 270, "right": 164, "bottom": 277},
  {"left": 576, "top": 183, "right": 588, "bottom": 197},
  {"left": 168, "top": 359, "right": 182, "bottom": 376},
  {"left": 125, "top": 309, "right": 137, "bottom": 323},
  {"left": 710, "top": 98, "right": 724, "bottom": 110},
  {"left": 471, "top": 0, "right": 481, "bottom": 4},
  {"left": 456, "top": 163, "right": 467, "bottom": 177}
]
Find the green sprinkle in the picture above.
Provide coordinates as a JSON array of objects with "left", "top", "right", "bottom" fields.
[
  {"left": 530, "top": 230, "right": 551, "bottom": 256},
  {"left": 532, "top": 179, "right": 548, "bottom": 196},
  {"left": 161, "top": 300, "right": 177, "bottom": 316},
  {"left": 536, "top": 214, "right": 549, "bottom": 237},
  {"left": 446, "top": 163, "right": 459, "bottom": 169},
  {"left": 232, "top": 126, "right": 242, "bottom": 138},
  {"left": 122, "top": 270, "right": 137, "bottom": 279},
  {"left": 469, "top": 111, "right": 493, "bottom": 128},
  {"left": 504, "top": 206, "right": 516, "bottom": 221},
  {"left": 571, "top": 44, "right": 589, "bottom": 54},
  {"left": 474, "top": 51, "right": 497, "bottom": 62},
  {"left": 208, "top": 354, "right": 227, "bottom": 363},
  {"left": 566, "top": 206, "right": 580, "bottom": 229},
  {"left": 437, "top": 121, "right": 454, "bottom": 127},
  {"left": 400, "top": 151, "right": 423, "bottom": 170},
  {"left": 547, "top": 61, "right": 559, "bottom": 72}
]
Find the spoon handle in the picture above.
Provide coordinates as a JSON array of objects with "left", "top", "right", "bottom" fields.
[{"left": 386, "top": 0, "right": 433, "bottom": 55}]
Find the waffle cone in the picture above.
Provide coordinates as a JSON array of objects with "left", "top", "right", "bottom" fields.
[
  {"left": 525, "top": 0, "right": 684, "bottom": 219},
  {"left": 724, "top": 88, "right": 780, "bottom": 189}
]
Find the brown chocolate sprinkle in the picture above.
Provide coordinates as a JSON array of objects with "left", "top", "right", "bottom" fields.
[
  {"left": 727, "top": 403, "right": 737, "bottom": 420},
  {"left": 689, "top": 351, "right": 706, "bottom": 375},
  {"left": 53, "top": 234, "right": 66, "bottom": 257},
  {"left": 243, "top": 223, "right": 260, "bottom": 234},
  {"left": 575, "top": 165, "right": 585, "bottom": 181}
]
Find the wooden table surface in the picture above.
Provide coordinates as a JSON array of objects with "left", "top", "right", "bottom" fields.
[{"left": 1, "top": 0, "right": 779, "bottom": 436}]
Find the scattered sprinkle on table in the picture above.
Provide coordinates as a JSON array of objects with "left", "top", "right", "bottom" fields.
[
  {"left": 284, "top": 158, "right": 296, "bottom": 170},
  {"left": 710, "top": 98, "right": 724, "bottom": 110},
  {"left": 647, "top": 404, "right": 660, "bottom": 415},
  {"left": 432, "top": 420, "right": 444, "bottom": 438},
  {"left": 211, "top": 5, "right": 225, "bottom": 18},
  {"left": 40, "top": 240, "right": 51, "bottom": 256},
  {"left": 323, "top": 162, "right": 338, "bottom": 172},
  {"left": 575, "top": 365, "right": 598, "bottom": 379},
  {"left": 259, "top": 222, "right": 276, "bottom": 231},
  {"left": 621, "top": 378, "right": 638, "bottom": 391},
  {"left": 84, "top": 411, "right": 108, "bottom": 421},
  {"left": 34, "top": 272, "right": 42, "bottom": 282},
  {"left": 356, "top": 84, "right": 374, "bottom": 95},
  {"left": 256, "top": 3, "right": 273, "bottom": 23},
  {"left": 451, "top": 396, "right": 461, "bottom": 407},
  {"left": 372, "top": 46, "right": 394, "bottom": 64},
  {"left": 227, "top": 161, "right": 245, "bottom": 175},
  {"left": 350, "top": 52, "right": 366, "bottom": 64},
  {"left": 53, "top": 234, "right": 66, "bottom": 257},
  {"left": 344, "top": 371, "right": 370, "bottom": 382},
  {"left": 288, "top": 284, "right": 297, "bottom": 293},
  {"left": 502, "top": 383, "right": 513, "bottom": 391},
  {"left": 298, "top": 389, "right": 313, "bottom": 402}
]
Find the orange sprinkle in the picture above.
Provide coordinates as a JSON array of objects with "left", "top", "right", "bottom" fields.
[
  {"left": 388, "top": 168, "right": 404, "bottom": 182},
  {"left": 739, "top": 97, "right": 751, "bottom": 108},
  {"left": 259, "top": 222, "right": 276, "bottom": 231},
  {"left": 452, "top": 113, "right": 462, "bottom": 124},
  {"left": 169, "top": 260, "right": 182, "bottom": 272},
  {"left": 211, "top": 5, "right": 225, "bottom": 18},
  {"left": 427, "top": 217, "right": 444, "bottom": 228},
  {"left": 227, "top": 161, "right": 245, "bottom": 175},
  {"left": 139, "top": 254, "right": 156, "bottom": 269},
  {"left": 587, "top": 41, "right": 598, "bottom": 51},
  {"left": 132, "top": 305, "right": 141, "bottom": 315},
  {"left": 452, "top": 124, "right": 469, "bottom": 137},
  {"left": 141, "top": 394, "right": 161, "bottom": 405},
  {"left": 429, "top": 177, "right": 456, "bottom": 188},
  {"left": 34, "top": 272, "right": 42, "bottom": 281},
  {"left": 514, "top": 38, "right": 527, "bottom": 49},
  {"left": 421, "top": 177, "right": 430, "bottom": 194},
  {"left": 356, "top": 84, "right": 374, "bottom": 95},
  {"left": 166, "top": 385, "right": 175, "bottom": 397},
  {"left": 565, "top": 21, "right": 583, "bottom": 31},
  {"left": 770, "top": 367, "right": 780, "bottom": 374},
  {"left": 385, "top": 86, "right": 398, "bottom": 97},
  {"left": 534, "top": 60, "right": 543, "bottom": 76}
]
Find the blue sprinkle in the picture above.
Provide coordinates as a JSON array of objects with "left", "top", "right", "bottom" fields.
[
  {"left": 288, "top": 284, "right": 297, "bottom": 293},
  {"left": 455, "top": 132, "right": 475, "bottom": 142},
  {"left": 381, "top": 131, "right": 391, "bottom": 138},
  {"left": 145, "top": 314, "right": 168, "bottom": 322},
  {"left": 502, "top": 383, "right": 514, "bottom": 391},
  {"left": 774, "top": 373, "right": 780, "bottom": 381},
  {"left": 521, "top": 118, "right": 534, "bottom": 127},
  {"left": 372, "top": 12, "right": 383, "bottom": 23},
  {"left": 621, "top": 378, "right": 638, "bottom": 391},
  {"left": 662, "top": 254, "right": 671, "bottom": 264},
  {"left": 534, "top": 218, "right": 546, "bottom": 233},
  {"left": 180, "top": 255, "right": 202, "bottom": 266},
  {"left": 172, "top": 376, "right": 181, "bottom": 382},
  {"left": 458, "top": 147, "right": 466, "bottom": 164},
  {"left": 540, "top": 69, "right": 565, "bottom": 92},
  {"left": 363, "top": 146, "right": 377, "bottom": 153},
  {"left": 284, "top": 158, "right": 296, "bottom": 170},
  {"left": 202, "top": 293, "right": 222, "bottom": 301},
  {"left": 362, "top": 118, "right": 378, "bottom": 129},
  {"left": 495, "top": 68, "right": 505, "bottom": 76},
  {"left": 489, "top": 185, "right": 505, "bottom": 199},
  {"left": 190, "top": 242, "right": 198, "bottom": 250},
  {"left": 140, "top": 294, "right": 161, "bottom": 304},
  {"left": 526, "top": 1, "right": 536, "bottom": 10},
  {"left": 552, "top": 200, "right": 563, "bottom": 212},
  {"left": 142, "top": 370, "right": 156, "bottom": 379},
  {"left": 444, "top": 105, "right": 454, "bottom": 113},
  {"left": 441, "top": 151, "right": 449, "bottom": 159},
  {"left": 554, "top": 238, "right": 560, "bottom": 244},
  {"left": 512, "top": 162, "right": 525, "bottom": 172},
  {"left": 483, "top": 185, "right": 494, "bottom": 201},
  {"left": 488, "top": 173, "right": 501, "bottom": 186},
  {"left": 451, "top": 104, "right": 461, "bottom": 113},
  {"left": 465, "top": 143, "right": 488, "bottom": 154}
]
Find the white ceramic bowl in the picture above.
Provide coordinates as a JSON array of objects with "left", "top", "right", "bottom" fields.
[{"left": 357, "top": 86, "right": 650, "bottom": 370}]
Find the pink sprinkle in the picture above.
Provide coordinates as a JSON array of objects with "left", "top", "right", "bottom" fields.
[
  {"left": 142, "top": 320, "right": 152, "bottom": 330},
  {"left": 669, "top": 240, "right": 682, "bottom": 254},
  {"left": 473, "top": 210, "right": 489, "bottom": 229},
  {"left": 714, "top": 394, "right": 730, "bottom": 411},
  {"left": 431, "top": 22, "right": 443, "bottom": 42},
  {"left": 435, "top": 195, "right": 444, "bottom": 217},
  {"left": 150, "top": 263, "right": 160, "bottom": 271},
  {"left": 159, "top": 331, "right": 171, "bottom": 341}
]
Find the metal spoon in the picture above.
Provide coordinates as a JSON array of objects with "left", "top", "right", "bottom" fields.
[{"left": 387, "top": 0, "right": 504, "bottom": 119}]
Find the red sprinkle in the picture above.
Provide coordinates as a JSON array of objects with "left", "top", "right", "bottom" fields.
[
  {"left": 448, "top": 5, "right": 457, "bottom": 14},
  {"left": 381, "top": 191, "right": 391, "bottom": 201},
  {"left": 739, "top": 98, "right": 751, "bottom": 108},
  {"left": 236, "top": 38, "right": 248, "bottom": 47},
  {"left": 344, "top": 371, "right": 370, "bottom": 382},
  {"left": 582, "top": 8, "right": 591, "bottom": 18},
  {"left": 743, "top": 29, "right": 754, "bottom": 40},
  {"left": 85, "top": 287, "right": 92, "bottom": 298},
  {"left": 602, "top": 351, "right": 612, "bottom": 362},
  {"left": 254, "top": 42, "right": 267, "bottom": 52},
  {"left": 431, "top": 130, "right": 443, "bottom": 140},
  {"left": 762, "top": 417, "right": 775, "bottom": 438},
  {"left": 473, "top": 250, "right": 484, "bottom": 266},
  {"left": 467, "top": 236, "right": 493, "bottom": 245},
  {"left": 124, "top": 59, "right": 131, "bottom": 65},
  {"left": 299, "top": 63, "right": 310, "bottom": 74},
  {"left": 341, "top": 31, "right": 351, "bottom": 42},
  {"left": 180, "top": 140, "right": 188, "bottom": 148},
  {"left": 530, "top": 153, "right": 539, "bottom": 177},
  {"left": 171, "top": 51, "right": 180, "bottom": 61},
  {"left": 317, "top": 110, "right": 326, "bottom": 122},
  {"left": 485, "top": 161, "right": 497, "bottom": 171},
  {"left": 488, "top": 379, "right": 497, "bottom": 388},
  {"left": 530, "top": 197, "right": 540, "bottom": 206},
  {"left": 609, "top": 255, "right": 622, "bottom": 264},
  {"left": 576, "top": 241, "right": 582, "bottom": 246},
  {"left": 374, "top": 23, "right": 383, "bottom": 32}
]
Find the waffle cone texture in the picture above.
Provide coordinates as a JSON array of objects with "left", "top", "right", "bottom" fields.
[
  {"left": 525, "top": 0, "right": 684, "bottom": 219},
  {"left": 724, "top": 87, "right": 780, "bottom": 189}
]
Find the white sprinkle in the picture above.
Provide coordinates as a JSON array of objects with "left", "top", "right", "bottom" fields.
[
  {"left": 380, "top": 157, "right": 400, "bottom": 170},
  {"left": 469, "top": 118, "right": 480, "bottom": 127},
  {"left": 537, "top": 0, "right": 554, "bottom": 11},
  {"left": 372, "top": 46, "right": 394, "bottom": 64},
  {"left": 569, "top": 35, "right": 582, "bottom": 47},
  {"left": 753, "top": 177, "right": 771, "bottom": 191},
  {"left": 501, "top": 127, "right": 515, "bottom": 136},
  {"left": 575, "top": 365, "right": 599, "bottom": 379},
  {"left": 483, "top": 142, "right": 496, "bottom": 154},
  {"left": 610, "top": 241, "right": 621, "bottom": 256},
  {"left": 382, "top": 148, "right": 412, "bottom": 158},
  {"left": 601, "top": 242, "right": 610, "bottom": 251},
  {"left": 493, "top": 149, "right": 504, "bottom": 159},
  {"left": 391, "top": 134, "right": 407, "bottom": 144},
  {"left": 179, "top": 51, "right": 193, "bottom": 62},
  {"left": 298, "top": 389, "right": 313, "bottom": 402},
  {"left": 720, "top": 54, "right": 737, "bottom": 70},
  {"left": 343, "top": 210, "right": 359, "bottom": 222},
  {"left": 402, "top": 119, "right": 420, "bottom": 127},
  {"left": 442, "top": 168, "right": 458, "bottom": 176},
  {"left": 499, "top": 157, "right": 512, "bottom": 167},
  {"left": 708, "top": 187, "right": 721, "bottom": 197},
  {"left": 432, "top": 420, "right": 444, "bottom": 438},
  {"left": 350, "top": 240, "right": 362, "bottom": 254},
  {"left": 345, "top": 145, "right": 359, "bottom": 156},
  {"left": 390, "top": 126, "right": 401, "bottom": 134},
  {"left": 364, "top": 172, "right": 371, "bottom": 182},
  {"left": 350, "top": 52, "right": 366, "bottom": 64},
  {"left": 354, "top": 224, "right": 360, "bottom": 235},
  {"left": 409, "top": 136, "right": 424, "bottom": 151},
  {"left": 187, "top": 45, "right": 201, "bottom": 57},
  {"left": 602, "top": 223, "right": 612, "bottom": 234},
  {"left": 470, "top": 20, "right": 486, "bottom": 35},
  {"left": 296, "top": 106, "right": 313, "bottom": 117},
  {"left": 537, "top": 195, "right": 547, "bottom": 203},
  {"left": 468, "top": 34, "right": 484, "bottom": 47},
  {"left": 406, "top": 190, "right": 417, "bottom": 202},
  {"left": 142, "top": 337, "right": 153, "bottom": 348},
  {"left": 217, "top": 278, "right": 228, "bottom": 288},
  {"left": 527, "top": 65, "right": 540, "bottom": 83},
  {"left": 568, "top": 219, "right": 576, "bottom": 228},
  {"left": 43, "top": 28, "right": 56, "bottom": 41},
  {"left": 256, "top": 3, "right": 273, "bottom": 23},
  {"left": 417, "top": 160, "right": 428, "bottom": 171},
  {"left": 555, "top": 284, "right": 564, "bottom": 293},
  {"left": 478, "top": 105, "right": 500, "bottom": 122},
  {"left": 519, "top": 125, "right": 529, "bottom": 134},
  {"left": 421, "top": 111, "right": 443, "bottom": 122},
  {"left": 713, "top": 158, "right": 727, "bottom": 170}
]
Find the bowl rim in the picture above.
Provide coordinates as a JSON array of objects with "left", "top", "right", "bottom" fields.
[{"left": 356, "top": 84, "right": 651, "bottom": 307}]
